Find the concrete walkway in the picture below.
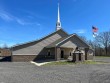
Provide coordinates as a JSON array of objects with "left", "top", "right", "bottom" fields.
[
  {"left": 30, "top": 59, "right": 67, "bottom": 66},
  {"left": 30, "top": 61, "right": 52, "bottom": 66},
  {"left": 30, "top": 59, "right": 56, "bottom": 66}
]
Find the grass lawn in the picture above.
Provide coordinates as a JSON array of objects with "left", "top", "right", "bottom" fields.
[
  {"left": 44, "top": 60, "right": 109, "bottom": 66},
  {"left": 95, "top": 56, "right": 110, "bottom": 58}
]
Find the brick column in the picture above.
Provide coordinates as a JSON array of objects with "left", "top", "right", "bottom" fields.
[
  {"left": 85, "top": 48, "right": 89, "bottom": 60},
  {"left": 75, "top": 53, "right": 79, "bottom": 62},
  {"left": 55, "top": 47, "right": 60, "bottom": 61}
]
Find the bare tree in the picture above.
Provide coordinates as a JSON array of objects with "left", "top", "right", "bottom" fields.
[
  {"left": 2, "top": 43, "right": 9, "bottom": 49},
  {"left": 95, "top": 31, "right": 110, "bottom": 56},
  {"left": 88, "top": 40, "right": 95, "bottom": 48},
  {"left": 79, "top": 36, "right": 87, "bottom": 42},
  {"left": 80, "top": 36, "right": 95, "bottom": 48}
]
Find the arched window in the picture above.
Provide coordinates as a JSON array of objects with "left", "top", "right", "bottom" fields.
[
  {"left": 47, "top": 50, "right": 51, "bottom": 56},
  {"left": 70, "top": 52, "right": 71, "bottom": 56}
]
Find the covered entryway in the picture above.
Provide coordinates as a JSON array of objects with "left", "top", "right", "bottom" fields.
[
  {"left": 46, "top": 34, "right": 91, "bottom": 61},
  {"left": 46, "top": 47, "right": 74, "bottom": 61},
  {"left": 55, "top": 47, "right": 74, "bottom": 60}
]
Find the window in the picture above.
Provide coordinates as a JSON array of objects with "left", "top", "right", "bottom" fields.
[
  {"left": 70, "top": 52, "right": 71, "bottom": 56},
  {"left": 47, "top": 50, "right": 51, "bottom": 56},
  {"left": 61, "top": 50, "right": 64, "bottom": 58},
  {"left": 0, "top": 51, "right": 1, "bottom": 55}
]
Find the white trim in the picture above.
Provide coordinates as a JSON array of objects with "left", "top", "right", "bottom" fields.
[
  {"left": 56, "top": 34, "right": 75, "bottom": 46},
  {"left": 56, "top": 33, "right": 90, "bottom": 48},
  {"left": 12, "top": 54, "right": 37, "bottom": 55}
]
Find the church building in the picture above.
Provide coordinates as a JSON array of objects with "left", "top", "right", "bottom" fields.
[{"left": 11, "top": 4, "right": 93, "bottom": 62}]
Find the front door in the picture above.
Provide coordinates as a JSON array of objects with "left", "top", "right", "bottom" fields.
[{"left": 61, "top": 50, "right": 64, "bottom": 58}]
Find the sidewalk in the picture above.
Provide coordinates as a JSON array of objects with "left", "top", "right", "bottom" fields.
[{"left": 30, "top": 59, "right": 56, "bottom": 66}]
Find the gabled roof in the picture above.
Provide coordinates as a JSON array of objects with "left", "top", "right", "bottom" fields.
[
  {"left": 46, "top": 34, "right": 90, "bottom": 48},
  {"left": 56, "top": 34, "right": 75, "bottom": 46},
  {"left": 46, "top": 36, "right": 69, "bottom": 48},
  {"left": 73, "top": 34, "right": 90, "bottom": 47},
  {"left": 46, "top": 34, "right": 75, "bottom": 48},
  {"left": 12, "top": 29, "right": 69, "bottom": 49}
]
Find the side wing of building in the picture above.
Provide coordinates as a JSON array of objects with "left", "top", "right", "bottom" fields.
[
  {"left": 57, "top": 34, "right": 89, "bottom": 48},
  {"left": 12, "top": 29, "right": 68, "bottom": 61},
  {"left": 56, "top": 34, "right": 91, "bottom": 60}
]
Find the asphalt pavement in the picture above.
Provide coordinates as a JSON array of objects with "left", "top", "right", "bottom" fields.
[{"left": 0, "top": 57, "right": 110, "bottom": 83}]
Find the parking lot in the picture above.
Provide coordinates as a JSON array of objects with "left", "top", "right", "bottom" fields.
[{"left": 0, "top": 57, "right": 110, "bottom": 83}]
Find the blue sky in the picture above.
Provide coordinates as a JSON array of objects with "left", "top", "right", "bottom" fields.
[{"left": 0, "top": 0, "right": 110, "bottom": 47}]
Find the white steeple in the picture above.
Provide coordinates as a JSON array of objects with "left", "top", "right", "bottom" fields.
[{"left": 56, "top": 3, "right": 61, "bottom": 31}]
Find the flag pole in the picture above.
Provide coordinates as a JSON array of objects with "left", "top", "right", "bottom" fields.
[
  {"left": 92, "top": 26, "right": 98, "bottom": 61},
  {"left": 93, "top": 33, "right": 96, "bottom": 62},
  {"left": 94, "top": 44, "right": 96, "bottom": 61}
]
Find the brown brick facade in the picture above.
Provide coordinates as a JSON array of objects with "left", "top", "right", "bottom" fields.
[
  {"left": 12, "top": 54, "right": 56, "bottom": 62},
  {"left": 12, "top": 55, "right": 37, "bottom": 62},
  {"left": 0, "top": 48, "right": 11, "bottom": 57}
]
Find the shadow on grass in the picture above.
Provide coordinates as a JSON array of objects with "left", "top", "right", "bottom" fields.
[{"left": 35, "top": 59, "right": 56, "bottom": 63}]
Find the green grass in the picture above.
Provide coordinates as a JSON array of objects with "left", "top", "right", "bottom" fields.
[
  {"left": 44, "top": 60, "right": 109, "bottom": 66},
  {"left": 45, "top": 61, "right": 75, "bottom": 65},
  {"left": 77, "top": 60, "right": 97, "bottom": 64},
  {"left": 95, "top": 56, "right": 110, "bottom": 58},
  {"left": 79, "top": 60, "right": 106, "bottom": 64}
]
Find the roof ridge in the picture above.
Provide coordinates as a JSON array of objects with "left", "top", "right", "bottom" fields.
[
  {"left": 56, "top": 34, "right": 75, "bottom": 46},
  {"left": 46, "top": 35, "right": 70, "bottom": 48},
  {"left": 55, "top": 33, "right": 90, "bottom": 47},
  {"left": 12, "top": 29, "right": 69, "bottom": 48}
]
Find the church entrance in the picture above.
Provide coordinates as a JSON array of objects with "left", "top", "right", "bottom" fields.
[{"left": 61, "top": 50, "right": 64, "bottom": 58}]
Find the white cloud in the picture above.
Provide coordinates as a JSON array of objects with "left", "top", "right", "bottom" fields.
[
  {"left": 15, "top": 18, "right": 26, "bottom": 25},
  {"left": 77, "top": 30, "right": 86, "bottom": 33},
  {"left": 22, "top": 10, "right": 47, "bottom": 20},
  {"left": 16, "top": 18, "right": 41, "bottom": 26},
  {"left": 74, "top": 29, "right": 86, "bottom": 34},
  {"left": 0, "top": 9, "right": 41, "bottom": 26},
  {"left": 0, "top": 10, "right": 13, "bottom": 21}
]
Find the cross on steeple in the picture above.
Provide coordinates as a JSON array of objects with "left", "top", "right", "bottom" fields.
[{"left": 56, "top": 3, "right": 61, "bottom": 31}]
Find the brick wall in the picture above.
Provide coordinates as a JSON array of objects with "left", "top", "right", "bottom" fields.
[
  {"left": 0, "top": 49, "right": 11, "bottom": 57},
  {"left": 12, "top": 55, "right": 37, "bottom": 62},
  {"left": 12, "top": 55, "right": 55, "bottom": 62}
]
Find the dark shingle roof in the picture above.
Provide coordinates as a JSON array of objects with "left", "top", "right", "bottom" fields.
[
  {"left": 46, "top": 35, "right": 72, "bottom": 48},
  {"left": 12, "top": 29, "right": 69, "bottom": 49},
  {"left": 46, "top": 33, "right": 90, "bottom": 48}
]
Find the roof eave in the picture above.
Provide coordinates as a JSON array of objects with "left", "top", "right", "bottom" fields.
[{"left": 55, "top": 34, "right": 75, "bottom": 46}]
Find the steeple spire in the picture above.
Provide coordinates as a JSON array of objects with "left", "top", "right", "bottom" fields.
[
  {"left": 57, "top": 3, "right": 60, "bottom": 23},
  {"left": 56, "top": 3, "right": 61, "bottom": 31}
]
